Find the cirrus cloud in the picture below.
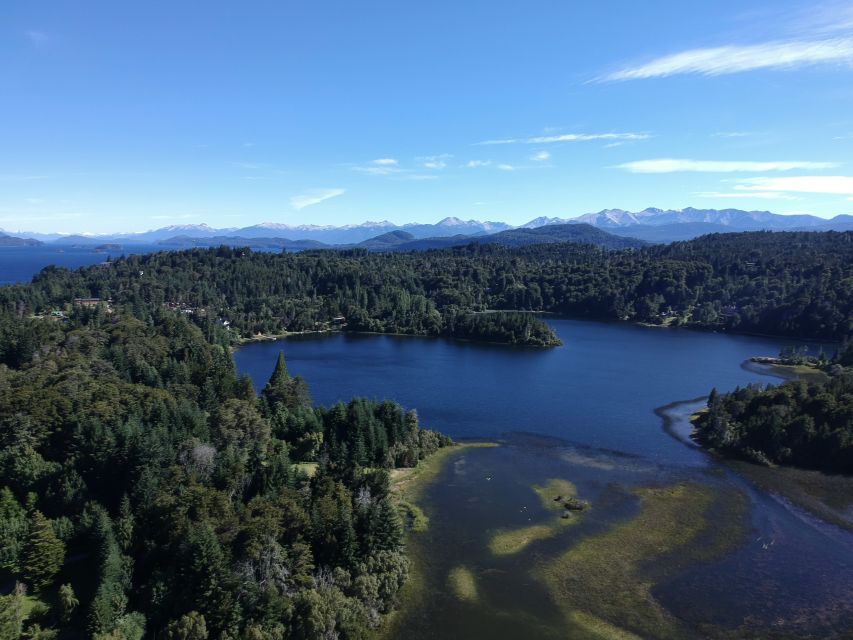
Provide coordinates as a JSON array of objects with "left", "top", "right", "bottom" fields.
[
  {"left": 733, "top": 175, "right": 853, "bottom": 195},
  {"left": 290, "top": 188, "right": 346, "bottom": 210},
  {"left": 615, "top": 159, "right": 837, "bottom": 173},
  {"left": 599, "top": 37, "right": 853, "bottom": 82},
  {"left": 478, "top": 132, "right": 650, "bottom": 145}
]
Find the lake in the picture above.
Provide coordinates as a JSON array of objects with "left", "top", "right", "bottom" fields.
[
  {"left": 235, "top": 319, "right": 821, "bottom": 464},
  {"left": 0, "top": 245, "right": 154, "bottom": 286},
  {"left": 235, "top": 320, "right": 853, "bottom": 638}
]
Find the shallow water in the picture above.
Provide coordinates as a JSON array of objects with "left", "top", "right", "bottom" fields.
[{"left": 235, "top": 319, "right": 852, "bottom": 638}]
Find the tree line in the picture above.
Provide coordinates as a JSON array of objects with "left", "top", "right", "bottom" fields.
[{"left": 2, "top": 231, "right": 852, "bottom": 347}]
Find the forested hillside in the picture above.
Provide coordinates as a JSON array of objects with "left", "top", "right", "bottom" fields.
[
  {"left": 0, "top": 303, "right": 451, "bottom": 638},
  {"left": 3, "top": 231, "right": 851, "bottom": 343}
]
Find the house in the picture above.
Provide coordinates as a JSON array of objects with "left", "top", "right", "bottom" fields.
[{"left": 73, "top": 298, "right": 102, "bottom": 307}]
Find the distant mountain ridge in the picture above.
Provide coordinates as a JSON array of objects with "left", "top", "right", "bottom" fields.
[
  {"left": 0, "top": 232, "right": 42, "bottom": 247},
  {"left": 5, "top": 208, "right": 852, "bottom": 247}
]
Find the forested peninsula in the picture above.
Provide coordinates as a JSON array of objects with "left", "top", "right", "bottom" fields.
[
  {"left": 3, "top": 231, "right": 851, "bottom": 351},
  {"left": 0, "top": 298, "right": 453, "bottom": 638},
  {"left": 694, "top": 342, "right": 853, "bottom": 474}
]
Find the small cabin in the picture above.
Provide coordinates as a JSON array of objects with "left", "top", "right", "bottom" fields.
[{"left": 331, "top": 316, "right": 347, "bottom": 326}]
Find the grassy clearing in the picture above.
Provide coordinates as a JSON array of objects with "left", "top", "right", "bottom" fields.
[
  {"left": 767, "top": 363, "right": 829, "bottom": 383},
  {"left": 447, "top": 566, "right": 478, "bottom": 602},
  {"left": 534, "top": 482, "right": 747, "bottom": 640},
  {"left": 292, "top": 462, "right": 318, "bottom": 477},
  {"left": 489, "top": 524, "right": 557, "bottom": 556}
]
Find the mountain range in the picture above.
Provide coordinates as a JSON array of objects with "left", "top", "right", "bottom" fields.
[{"left": 2, "top": 208, "right": 852, "bottom": 248}]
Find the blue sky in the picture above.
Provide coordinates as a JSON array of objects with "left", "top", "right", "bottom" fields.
[{"left": 2, "top": 0, "right": 853, "bottom": 233}]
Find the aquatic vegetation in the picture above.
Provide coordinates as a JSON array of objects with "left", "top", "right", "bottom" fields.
[
  {"left": 532, "top": 478, "right": 579, "bottom": 510},
  {"left": 569, "top": 611, "right": 643, "bottom": 640},
  {"left": 448, "top": 566, "right": 479, "bottom": 602},
  {"left": 391, "top": 442, "right": 499, "bottom": 529},
  {"left": 534, "top": 483, "right": 748, "bottom": 640},
  {"left": 489, "top": 524, "right": 557, "bottom": 556},
  {"left": 396, "top": 500, "right": 429, "bottom": 532}
]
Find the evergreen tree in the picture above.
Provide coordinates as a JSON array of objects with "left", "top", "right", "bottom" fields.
[
  {"left": 262, "top": 352, "right": 290, "bottom": 405},
  {"left": 0, "top": 583, "right": 26, "bottom": 640},
  {"left": 22, "top": 511, "right": 65, "bottom": 591},
  {"left": 58, "top": 584, "right": 79, "bottom": 624},
  {"left": 116, "top": 496, "right": 134, "bottom": 553}
]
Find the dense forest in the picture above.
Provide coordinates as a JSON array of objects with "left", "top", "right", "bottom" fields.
[
  {"left": 694, "top": 342, "right": 853, "bottom": 473},
  {"left": 1, "top": 231, "right": 851, "bottom": 347},
  {"left": 0, "top": 301, "right": 452, "bottom": 639}
]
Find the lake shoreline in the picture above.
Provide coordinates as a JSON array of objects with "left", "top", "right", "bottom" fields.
[{"left": 658, "top": 365, "right": 853, "bottom": 534}]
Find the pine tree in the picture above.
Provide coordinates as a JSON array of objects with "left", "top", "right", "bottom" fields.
[
  {"left": 269, "top": 352, "right": 289, "bottom": 385},
  {"left": 22, "top": 511, "right": 65, "bottom": 591},
  {"left": 236, "top": 374, "right": 257, "bottom": 402},
  {"left": 262, "top": 352, "right": 290, "bottom": 405}
]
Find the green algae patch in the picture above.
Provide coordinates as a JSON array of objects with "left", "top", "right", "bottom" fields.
[
  {"left": 534, "top": 482, "right": 748, "bottom": 640},
  {"left": 532, "top": 478, "right": 578, "bottom": 510},
  {"left": 396, "top": 499, "right": 429, "bottom": 532},
  {"left": 448, "top": 566, "right": 479, "bottom": 602},
  {"left": 489, "top": 524, "right": 557, "bottom": 556},
  {"left": 569, "top": 611, "right": 643, "bottom": 640}
]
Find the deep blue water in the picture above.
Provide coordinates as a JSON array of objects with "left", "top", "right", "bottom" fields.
[
  {"left": 0, "top": 245, "right": 153, "bottom": 285},
  {"left": 234, "top": 319, "right": 810, "bottom": 465}
]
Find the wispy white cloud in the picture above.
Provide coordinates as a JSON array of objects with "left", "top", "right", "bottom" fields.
[
  {"left": 0, "top": 174, "right": 48, "bottom": 182},
  {"left": 599, "top": 37, "right": 853, "bottom": 82},
  {"left": 497, "top": 164, "right": 516, "bottom": 171},
  {"left": 418, "top": 154, "right": 452, "bottom": 170},
  {"left": 479, "top": 132, "right": 650, "bottom": 145},
  {"left": 25, "top": 30, "right": 49, "bottom": 48},
  {"left": 712, "top": 131, "right": 756, "bottom": 138},
  {"left": 531, "top": 150, "right": 551, "bottom": 162},
  {"left": 466, "top": 160, "right": 491, "bottom": 168},
  {"left": 695, "top": 191, "right": 799, "bottom": 200},
  {"left": 733, "top": 175, "right": 853, "bottom": 195},
  {"left": 616, "top": 158, "right": 837, "bottom": 173},
  {"left": 402, "top": 175, "right": 439, "bottom": 181},
  {"left": 353, "top": 158, "right": 402, "bottom": 176},
  {"left": 290, "top": 188, "right": 346, "bottom": 210}
]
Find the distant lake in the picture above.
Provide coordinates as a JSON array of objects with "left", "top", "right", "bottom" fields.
[{"left": 0, "top": 245, "right": 154, "bottom": 286}]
